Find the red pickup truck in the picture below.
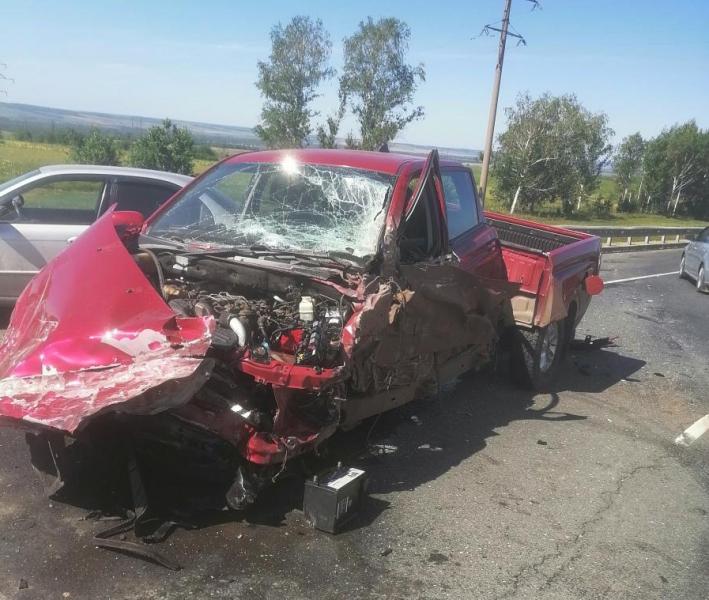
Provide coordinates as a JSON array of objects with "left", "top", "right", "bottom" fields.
[{"left": 0, "top": 148, "right": 602, "bottom": 509}]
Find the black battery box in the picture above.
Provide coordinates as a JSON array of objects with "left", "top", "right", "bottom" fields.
[{"left": 303, "top": 464, "right": 368, "bottom": 533}]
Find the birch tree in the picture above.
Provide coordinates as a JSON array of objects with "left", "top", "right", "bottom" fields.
[
  {"left": 339, "top": 18, "right": 425, "bottom": 150},
  {"left": 644, "top": 121, "right": 709, "bottom": 217},
  {"left": 493, "top": 93, "right": 612, "bottom": 214},
  {"left": 255, "top": 17, "right": 333, "bottom": 148},
  {"left": 614, "top": 133, "right": 645, "bottom": 211}
]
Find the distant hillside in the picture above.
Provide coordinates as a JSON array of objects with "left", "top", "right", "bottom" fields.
[
  {"left": 0, "top": 102, "right": 262, "bottom": 148},
  {"left": 0, "top": 102, "right": 481, "bottom": 162}
]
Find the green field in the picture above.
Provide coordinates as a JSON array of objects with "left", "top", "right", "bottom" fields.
[
  {"left": 1, "top": 137, "right": 706, "bottom": 228},
  {"left": 0, "top": 139, "right": 71, "bottom": 182},
  {"left": 0, "top": 137, "right": 229, "bottom": 180}
]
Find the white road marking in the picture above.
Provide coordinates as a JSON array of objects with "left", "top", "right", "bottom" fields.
[
  {"left": 605, "top": 271, "right": 678, "bottom": 285},
  {"left": 674, "top": 414, "right": 709, "bottom": 447}
]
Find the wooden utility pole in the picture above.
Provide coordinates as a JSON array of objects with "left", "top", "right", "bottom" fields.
[{"left": 478, "top": 0, "right": 512, "bottom": 206}]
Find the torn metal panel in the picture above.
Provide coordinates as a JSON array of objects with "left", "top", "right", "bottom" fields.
[
  {"left": 0, "top": 210, "right": 214, "bottom": 433},
  {"left": 0, "top": 355, "right": 213, "bottom": 433},
  {"left": 348, "top": 261, "right": 515, "bottom": 397}
]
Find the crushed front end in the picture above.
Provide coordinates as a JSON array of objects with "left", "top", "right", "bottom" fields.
[{"left": 0, "top": 153, "right": 512, "bottom": 513}]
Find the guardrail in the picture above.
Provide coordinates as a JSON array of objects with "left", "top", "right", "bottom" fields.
[{"left": 566, "top": 226, "right": 705, "bottom": 252}]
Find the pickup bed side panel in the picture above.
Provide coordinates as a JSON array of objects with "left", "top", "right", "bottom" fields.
[
  {"left": 485, "top": 212, "right": 601, "bottom": 329},
  {"left": 536, "top": 237, "right": 601, "bottom": 327}
]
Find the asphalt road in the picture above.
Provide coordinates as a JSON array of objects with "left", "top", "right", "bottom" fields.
[{"left": 0, "top": 248, "right": 707, "bottom": 600}]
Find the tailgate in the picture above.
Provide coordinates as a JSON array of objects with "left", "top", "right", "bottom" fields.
[{"left": 485, "top": 212, "right": 601, "bottom": 328}]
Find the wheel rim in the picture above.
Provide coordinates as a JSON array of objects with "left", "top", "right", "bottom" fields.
[
  {"left": 539, "top": 323, "right": 560, "bottom": 373},
  {"left": 698, "top": 266, "right": 705, "bottom": 291},
  {"left": 680, "top": 256, "right": 685, "bottom": 275}
]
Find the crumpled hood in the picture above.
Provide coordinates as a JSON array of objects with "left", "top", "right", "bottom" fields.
[{"left": 0, "top": 210, "right": 213, "bottom": 434}]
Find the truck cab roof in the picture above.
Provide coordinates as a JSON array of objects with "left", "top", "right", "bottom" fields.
[{"left": 225, "top": 148, "right": 464, "bottom": 175}]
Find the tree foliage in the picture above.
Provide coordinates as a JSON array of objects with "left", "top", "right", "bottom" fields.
[
  {"left": 492, "top": 93, "right": 613, "bottom": 215},
  {"left": 316, "top": 104, "right": 345, "bottom": 149},
  {"left": 128, "top": 119, "right": 195, "bottom": 174},
  {"left": 340, "top": 17, "right": 425, "bottom": 150},
  {"left": 70, "top": 128, "right": 120, "bottom": 165},
  {"left": 614, "top": 133, "right": 645, "bottom": 193},
  {"left": 255, "top": 16, "right": 333, "bottom": 148},
  {"left": 642, "top": 121, "right": 709, "bottom": 217}
]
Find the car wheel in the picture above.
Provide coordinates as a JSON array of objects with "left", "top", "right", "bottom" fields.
[
  {"left": 697, "top": 264, "right": 707, "bottom": 293},
  {"left": 679, "top": 254, "right": 687, "bottom": 279},
  {"left": 510, "top": 319, "right": 566, "bottom": 391}
]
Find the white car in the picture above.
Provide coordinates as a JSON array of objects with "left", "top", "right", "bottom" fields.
[
  {"left": 0, "top": 165, "right": 192, "bottom": 305},
  {"left": 680, "top": 226, "right": 709, "bottom": 293}
]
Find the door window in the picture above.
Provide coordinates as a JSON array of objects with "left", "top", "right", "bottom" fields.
[
  {"left": 441, "top": 169, "right": 479, "bottom": 240},
  {"left": 400, "top": 171, "right": 446, "bottom": 262},
  {"left": 12, "top": 179, "right": 104, "bottom": 224},
  {"left": 110, "top": 181, "right": 178, "bottom": 219}
]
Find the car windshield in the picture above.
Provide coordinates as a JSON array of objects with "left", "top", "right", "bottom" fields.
[
  {"left": 0, "top": 170, "right": 40, "bottom": 195},
  {"left": 148, "top": 160, "right": 394, "bottom": 259}
]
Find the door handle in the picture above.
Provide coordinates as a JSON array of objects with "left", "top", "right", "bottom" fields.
[{"left": 66, "top": 236, "right": 78, "bottom": 244}]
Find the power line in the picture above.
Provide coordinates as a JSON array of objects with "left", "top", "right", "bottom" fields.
[{"left": 477, "top": 0, "right": 540, "bottom": 206}]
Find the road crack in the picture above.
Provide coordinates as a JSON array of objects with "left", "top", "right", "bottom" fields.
[{"left": 496, "top": 454, "right": 670, "bottom": 599}]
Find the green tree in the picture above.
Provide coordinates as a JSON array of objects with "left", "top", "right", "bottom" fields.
[
  {"left": 643, "top": 121, "right": 709, "bottom": 217},
  {"left": 492, "top": 93, "right": 613, "bottom": 215},
  {"left": 14, "top": 128, "right": 32, "bottom": 141},
  {"left": 128, "top": 119, "right": 195, "bottom": 174},
  {"left": 71, "top": 128, "right": 120, "bottom": 165},
  {"left": 255, "top": 16, "right": 333, "bottom": 148},
  {"left": 58, "top": 128, "right": 85, "bottom": 147},
  {"left": 193, "top": 144, "right": 218, "bottom": 160},
  {"left": 340, "top": 17, "right": 425, "bottom": 150},
  {"left": 614, "top": 132, "right": 645, "bottom": 211},
  {"left": 316, "top": 104, "right": 345, "bottom": 149}
]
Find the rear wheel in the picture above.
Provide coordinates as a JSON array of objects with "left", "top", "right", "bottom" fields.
[
  {"left": 697, "top": 264, "right": 706, "bottom": 293},
  {"left": 510, "top": 319, "right": 566, "bottom": 391},
  {"left": 679, "top": 254, "right": 687, "bottom": 279}
]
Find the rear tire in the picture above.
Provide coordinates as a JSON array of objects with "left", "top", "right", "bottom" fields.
[
  {"left": 679, "top": 254, "right": 687, "bottom": 279},
  {"left": 510, "top": 319, "right": 566, "bottom": 391}
]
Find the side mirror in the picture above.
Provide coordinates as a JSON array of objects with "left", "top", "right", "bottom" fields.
[
  {"left": 0, "top": 194, "right": 24, "bottom": 219},
  {"left": 112, "top": 210, "right": 144, "bottom": 240}
]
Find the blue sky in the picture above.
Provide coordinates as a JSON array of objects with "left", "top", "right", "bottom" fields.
[{"left": 2, "top": 0, "right": 708, "bottom": 148}]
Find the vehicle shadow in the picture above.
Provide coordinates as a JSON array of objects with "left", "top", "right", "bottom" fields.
[
  {"left": 557, "top": 347, "right": 647, "bottom": 393},
  {"left": 295, "top": 345, "right": 646, "bottom": 501}
]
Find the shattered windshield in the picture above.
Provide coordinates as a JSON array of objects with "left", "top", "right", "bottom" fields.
[{"left": 148, "top": 159, "right": 395, "bottom": 259}]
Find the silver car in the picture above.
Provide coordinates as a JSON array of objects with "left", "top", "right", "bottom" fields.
[
  {"left": 0, "top": 165, "right": 192, "bottom": 305},
  {"left": 680, "top": 226, "right": 709, "bottom": 293}
]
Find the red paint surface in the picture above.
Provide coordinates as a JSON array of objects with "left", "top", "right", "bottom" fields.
[
  {"left": 0, "top": 209, "right": 213, "bottom": 433},
  {"left": 487, "top": 211, "right": 602, "bottom": 327}
]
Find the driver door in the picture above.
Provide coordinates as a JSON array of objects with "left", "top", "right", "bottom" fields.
[
  {"left": 0, "top": 176, "right": 107, "bottom": 304},
  {"left": 377, "top": 151, "right": 463, "bottom": 383},
  {"left": 398, "top": 149, "right": 448, "bottom": 263},
  {"left": 380, "top": 149, "right": 507, "bottom": 386}
]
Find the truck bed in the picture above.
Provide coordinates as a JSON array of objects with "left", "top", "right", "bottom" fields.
[
  {"left": 485, "top": 212, "right": 601, "bottom": 328},
  {"left": 486, "top": 215, "right": 583, "bottom": 254}
]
